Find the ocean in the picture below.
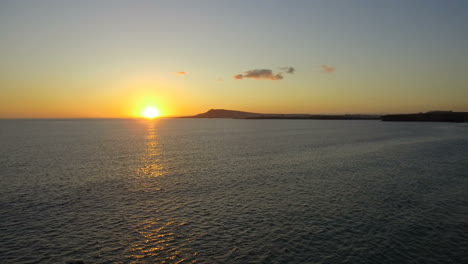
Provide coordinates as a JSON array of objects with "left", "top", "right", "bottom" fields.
[{"left": 1, "top": 119, "right": 467, "bottom": 263}]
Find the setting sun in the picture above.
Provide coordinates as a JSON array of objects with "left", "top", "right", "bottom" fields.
[{"left": 142, "top": 107, "right": 161, "bottom": 119}]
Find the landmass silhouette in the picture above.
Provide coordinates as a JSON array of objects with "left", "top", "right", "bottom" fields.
[
  {"left": 382, "top": 111, "right": 468, "bottom": 123},
  {"left": 179, "top": 109, "right": 468, "bottom": 122}
]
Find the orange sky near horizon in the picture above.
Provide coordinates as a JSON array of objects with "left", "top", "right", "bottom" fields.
[{"left": 1, "top": 65, "right": 467, "bottom": 118}]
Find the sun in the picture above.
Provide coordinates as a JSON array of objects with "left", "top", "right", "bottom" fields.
[{"left": 142, "top": 107, "right": 161, "bottom": 119}]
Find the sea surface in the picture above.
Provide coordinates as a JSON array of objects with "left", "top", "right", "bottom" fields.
[{"left": 0, "top": 119, "right": 467, "bottom": 264}]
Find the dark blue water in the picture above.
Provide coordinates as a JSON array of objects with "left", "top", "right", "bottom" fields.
[{"left": 1, "top": 119, "right": 467, "bottom": 263}]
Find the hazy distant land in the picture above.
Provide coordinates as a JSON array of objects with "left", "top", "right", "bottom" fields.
[
  {"left": 179, "top": 109, "right": 468, "bottom": 122},
  {"left": 382, "top": 111, "right": 468, "bottom": 123},
  {"left": 180, "top": 109, "right": 381, "bottom": 120}
]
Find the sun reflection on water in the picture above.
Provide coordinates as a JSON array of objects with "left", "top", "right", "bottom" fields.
[
  {"left": 128, "top": 120, "right": 198, "bottom": 263},
  {"left": 128, "top": 219, "right": 196, "bottom": 263},
  {"left": 138, "top": 120, "right": 165, "bottom": 178}
]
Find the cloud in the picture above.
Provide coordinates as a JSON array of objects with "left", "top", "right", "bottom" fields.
[
  {"left": 280, "top": 67, "right": 295, "bottom": 74},
  {"left": 174, "top": 72, "right": 187, "bottom": 75},
  {"left": 234, "top": 74, "right": 244, "bottom": 80},
  {"left": 320, "top": 65, "right": 335, "bottom": 73},
  {"left": 233, "top": 69, "right": 284, "bottom": 80}
]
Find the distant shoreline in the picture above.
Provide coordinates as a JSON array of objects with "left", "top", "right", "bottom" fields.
[
  {"left": 179, "top": 109, "right": 468, "bottom": 123},
  {"left": 178, "top": 109, "right": 380, "bottom": 120}
]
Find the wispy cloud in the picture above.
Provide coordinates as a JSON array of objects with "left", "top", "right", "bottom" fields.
[
  {"left": 174, "top": 72, "right": 187, "bottom": 75},
  {"left": 234, "top": 69, "right": 284, "bottom": 80},
  {"left": 280, "top": 67, "right": 295, "bottom": 74},
  {"left": 320, "top": 65, "right": 335, "bottom": 73}
]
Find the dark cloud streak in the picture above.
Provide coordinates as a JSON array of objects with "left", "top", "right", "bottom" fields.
[
  {"left": 233, "top": 69, "right": 283, "bottom": 80},
  {"left": 280, "top": 67, "right": 295, "bottom": 74},
  {"left": 234, "top": 68, "right": 294, "bottom": 80}
]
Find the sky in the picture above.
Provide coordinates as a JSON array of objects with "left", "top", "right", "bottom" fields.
[{"left": 1, "top": 0, "right": 467, "bottom": 118}]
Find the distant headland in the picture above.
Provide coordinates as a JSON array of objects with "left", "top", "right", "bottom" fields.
[
  {"left": 178, "top": 109, "right": 379, "bottom": 120},
  {"left": 178, "top": 109, "right": 468, "bottom": 122},
  {"left": 382, "top": 111, "right": 468, "bottom": 123}
]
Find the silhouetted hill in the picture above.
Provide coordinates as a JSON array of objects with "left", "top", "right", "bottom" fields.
[
  {"left": 181, "top": 109, "right": 468, "bottom": 122},
  {"left": 180, "top": 109, "right": 380, "bottom": 120},
  {"left": 183, "top": 109, "right": 262, "bottom": 118},
  {"left": 382, "top": 111, "right": 468, "bottom": 122}
]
